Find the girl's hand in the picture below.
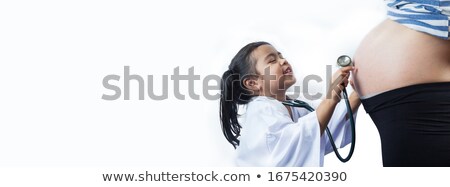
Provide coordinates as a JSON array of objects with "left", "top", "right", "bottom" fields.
[{"left": 327, "top": 66, "right": 354, "bottom": 104}]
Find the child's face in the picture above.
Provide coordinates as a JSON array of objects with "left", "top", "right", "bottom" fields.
[{"left": 252, "top": 44, "right": 296, "bottom": 97}]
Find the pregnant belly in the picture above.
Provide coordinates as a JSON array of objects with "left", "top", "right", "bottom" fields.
[{"left": 352, "top": 19, "right": 450, "bottom": 97}]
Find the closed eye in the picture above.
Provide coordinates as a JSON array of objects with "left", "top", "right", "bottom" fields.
[{"left": 265, "top": 52, "right": 284, "bottom": 64}]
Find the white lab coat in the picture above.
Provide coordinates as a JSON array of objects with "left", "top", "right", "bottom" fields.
[{"left": 235, "top": 96, "right": 356, "bottom": 167}]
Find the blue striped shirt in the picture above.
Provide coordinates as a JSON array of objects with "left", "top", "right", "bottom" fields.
[{"left": 386, "top": 0, "right": 450, "bottom": 39}]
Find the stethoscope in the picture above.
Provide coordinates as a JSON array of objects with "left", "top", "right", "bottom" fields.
[{"left": 282, "top": 55, "right": 355, "bottom": 163}]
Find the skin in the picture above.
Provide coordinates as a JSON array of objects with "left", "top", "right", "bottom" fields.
[
  {"left": 243, "top": 44, "right": 361, "bottom": 135},
  {"left": 353, "top": 19, "right": 450, "bottom": 97}
]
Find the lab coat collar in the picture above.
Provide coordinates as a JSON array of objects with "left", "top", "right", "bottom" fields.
[{"left": 249, "top": 96, "right": 291, "bottom": 116}]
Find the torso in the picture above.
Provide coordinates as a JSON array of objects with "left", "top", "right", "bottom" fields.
[{"left": 353, "top": 19, "right": 450, "bottom": 97}]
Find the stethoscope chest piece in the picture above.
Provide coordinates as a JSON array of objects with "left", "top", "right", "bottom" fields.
[{"left": 337, "top": 55, "right": 353, "bottom": 67}]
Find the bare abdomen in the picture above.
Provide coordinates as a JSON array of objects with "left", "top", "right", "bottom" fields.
[{"left": 353, "top": 19, "right": 450, "bottom": 97}]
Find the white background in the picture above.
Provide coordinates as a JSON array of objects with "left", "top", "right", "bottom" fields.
[{"left": 0, "top": 0, "right": 388, "bottom": 169}]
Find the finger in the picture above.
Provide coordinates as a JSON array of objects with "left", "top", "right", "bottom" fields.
[
  {"left": 334, "top": 84, "right": 344, "bottom": 94},
  {"left": 343, "top": 78, "right": 349, "bottom": 87},
  {"left": 350, "top": 79, "right": 355, "bottom": 87},
  {"left": 339, "top": 66, "right": 355, "bottom": 73},
  {"left": 343, "top": 72, "right": 350, "bottom": 79},
  {"left": 338, "top": 75, "right": 349, "bottom": 84},
  {"left": 333, "top": 85, "right": 344, "bottom": 99},
  {"left": 337, "top": 73, "right": 350, "bottom": 84},
  {"left": 336, "top": 72, "right": 349, "bottom": 81}
]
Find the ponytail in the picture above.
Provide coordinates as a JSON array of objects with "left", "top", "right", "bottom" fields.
[
  {"left": 220, "top": 70, "right": 241, "bottom": 148},
  {"left": 219, "top": 41, "right": 270, "bottom": 148}
]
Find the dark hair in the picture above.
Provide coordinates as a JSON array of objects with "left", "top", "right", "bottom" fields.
[{"left": 220, "top": 41, "right": 270, "bottom": 148}]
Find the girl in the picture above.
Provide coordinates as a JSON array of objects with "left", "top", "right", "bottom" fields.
[{"left": 219, "top": 41, "right": 361, "bottom": 167}]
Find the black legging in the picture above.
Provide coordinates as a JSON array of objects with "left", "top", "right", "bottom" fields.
[{"left": 361, "top": 82, "right": 450, "bottom": 167}]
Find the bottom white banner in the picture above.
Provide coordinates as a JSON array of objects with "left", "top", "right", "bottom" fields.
[{"left": 0, "top": 167, "right": 447, "bottom": 187}]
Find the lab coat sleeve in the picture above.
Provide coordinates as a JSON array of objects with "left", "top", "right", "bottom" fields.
[
  {"left": 323, "top": 100, "right": 358, "bottom": 155},
  {"left": 256, "top": 103, "right": 323, "bottom": 167}
]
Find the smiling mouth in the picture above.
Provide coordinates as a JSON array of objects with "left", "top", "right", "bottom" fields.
[{"left": 283, "top": 67, "right": 293, "bottom": 75}]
